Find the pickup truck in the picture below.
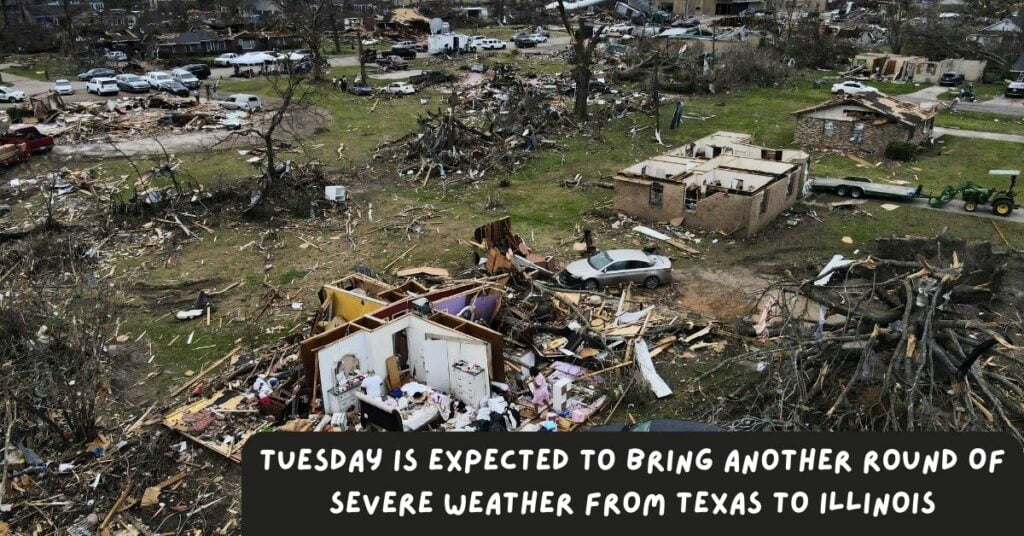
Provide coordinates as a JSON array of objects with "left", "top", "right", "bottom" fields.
[
  {"left": 809, "top": 176, "right": 922, "bottom": 200},
  {"left": 1, "top": 125, "right": 54, "bottom": 154}
]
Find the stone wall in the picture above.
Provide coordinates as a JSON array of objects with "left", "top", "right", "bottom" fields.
[{"left": 794, "top": 116, "right": 929, "bottom": 156}]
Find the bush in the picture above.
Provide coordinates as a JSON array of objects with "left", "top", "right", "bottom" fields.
[
  {"left": 885, "top": 141, "right": 917, "bottom": 161},
  {"left": 5, "top": 106, "right": 31, "bottom": 123}
]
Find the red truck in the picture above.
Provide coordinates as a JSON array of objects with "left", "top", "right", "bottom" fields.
[{"left": 1, "top": 124, "right": 54, "bottom": 154}]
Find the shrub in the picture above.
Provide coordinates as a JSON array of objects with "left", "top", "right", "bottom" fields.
[{"left": 885, "top": 141, "right": 917, "bottom": 161}]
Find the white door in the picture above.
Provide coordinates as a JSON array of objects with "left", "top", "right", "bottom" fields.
[{"left": 422, "top": 339, "right": 450, "bottom": 393}]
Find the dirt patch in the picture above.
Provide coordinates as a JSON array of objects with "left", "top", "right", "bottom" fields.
[{"left": 672, "top": 265, "right": 770, "bottom": 320}]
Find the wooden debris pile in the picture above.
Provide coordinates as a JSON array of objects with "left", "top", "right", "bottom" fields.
[
  {"left": 709, "top": 235, "right": 1024, "bottom": 440},
  {"left": 380, "top": 71, "right": 573, "bottom": 185},
  {"left": 35, "top": 96, "right": 257, "bottom": 143}
]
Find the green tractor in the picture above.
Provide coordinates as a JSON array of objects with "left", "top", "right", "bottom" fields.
[{"left": 928, "top": 170, "right": 1019, "bottom": 216}]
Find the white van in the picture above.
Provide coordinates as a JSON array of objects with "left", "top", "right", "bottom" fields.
[{"left": 86, "top": 77, "right": 119, "bottom": 96}]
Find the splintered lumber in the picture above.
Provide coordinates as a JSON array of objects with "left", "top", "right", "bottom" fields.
[
  {"left": 632, "top": 225, "right": 700, "bottom": 254},
  {"left": 168, "top": 346, "right": 241, "bottom": 397},
  {"left": 395, "top": 266, "right": 450, "bottom": 278}
]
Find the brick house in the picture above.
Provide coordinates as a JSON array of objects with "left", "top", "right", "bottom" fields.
[
  {"left": 613, "top": 132, "right": 810, "bottom": 237},
  {"left": 792, "top": 94, "right": 935, "bottom": 157}
]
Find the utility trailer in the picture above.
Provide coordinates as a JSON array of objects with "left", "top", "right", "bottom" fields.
[{"left": 809, "top": 176, "right": 923, "bottom": 200}]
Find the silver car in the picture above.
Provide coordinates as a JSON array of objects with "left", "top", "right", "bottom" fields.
[{"left": 557, "top": 249, "right": 672, "bottom": 290}]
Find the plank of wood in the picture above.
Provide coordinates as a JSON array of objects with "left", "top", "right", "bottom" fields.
[{"left": 168, "top": 346, "right": 241, "bottom": 397}]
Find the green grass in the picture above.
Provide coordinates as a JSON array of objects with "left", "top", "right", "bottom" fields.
[
  {"left": 26, "top": 63, "right": 1024, "bottom": 384},
  {"left": 812, "top": 137, "right": 1024, "bottom": 194},
  {"left": 937, "top": 109, "right": 1024, "bottom": 136}
]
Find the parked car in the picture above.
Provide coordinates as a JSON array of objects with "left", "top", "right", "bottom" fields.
[
  {"left": 53, "top": 79, "right": 74, "bottom": 95},
  {"left": 115, "top": 74, "right": 150, "bottom": 93},
  {"left": 105, "top": 50, "right": 127, "bottom": 62},
  {"left": 220, "top": 94, "right": 263, "bottom": 111},
  {"left": 526, "top": 33, "right": 548, "bottom": 43},
  {"left": 376, "top": 55, "right": 409, "bottom": 70},
  {"left": 1, "top": 124, "right": 54, "bottom": 153},
  {"left": 0, "top": 86, "right": 27, "bottom": 103},
  {"left": 831, "top": 80, "right": 878, "bottom": 95},
  {"left": 939, "top": 71, "right": 965, "bottom": 86},
  {"left": 161, "top": 80, "right": 190, "bottom": 97},
  {"left": 214, "top": 53, "right": 238, "bottom": 66},
  {"left": 474, "top": 38, "right": 508, "bottom": 50},
  {"left": 180, "top": 64, "right": 211, "bottom": 79},
  {"left": 348, "top": 85, "right": 375, "bottom": 96},
  {"left": 1005, "top": 81, "right": 1024, "bottom": 98},
  {"left": 380, "top": 82, "right": 416, "bottom": 95},
  {"left": 387, "top": 45, "right": 417, "bottom": 59},
  {"left": 78, "top": 67, "right": 118, "bottom": 81},
  {"left": 557, "top": 249, "right": 672, "bottom": 290},
  {"left": 394, "top": 40, "right": 417, "bottom": 48},
  {"left": 86, "top": 77, "right": 119, "bottom": 96},
  {"left": 143, "top": 71, "right": 174, "bottom": 89},
  {"left": 171, "top": 68, "right": 201, "bottom": 89},
  {"left": 514, "top": 36, "right": 538, "bottom": 48}
]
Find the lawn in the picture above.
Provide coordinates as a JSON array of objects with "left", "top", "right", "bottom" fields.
[
  {"left": 812, "top": 136, "right": 1023, "bottom": 194},
  {"left": 937, "top": 109, "right": 1024, "bottom": 136},
  {"left": 25, "top": 62, "right": 1024, "bottom": 383}
]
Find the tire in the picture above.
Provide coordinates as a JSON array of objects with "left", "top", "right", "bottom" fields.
[
  {"left": 582, "top": 279, "right": 599, "bottom": 291},
  {"left": 502, "top": 45, "right": 507, "bottom": 49},
  {"left": 850, "top": 187, "right": 864, "bottom": 199},
  {"left": 643, "top": 276, "right": 660, "bottom": 289},
  {"left": 993, "top": 200, "right": 1013, "bottom": 217},
  {"left": 963, "top": 201, "right": 977, "bottom": 212},
  {"left": 835, "top": 185, "right": 849, "bottom": 197},
  {"left": 8, "top": 97, "right": 15, "bottom": 103},
  {"left": 835, "top": 89, "right": 845, "bottom": 95}
]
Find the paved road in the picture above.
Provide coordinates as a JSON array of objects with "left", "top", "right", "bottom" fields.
[
  {"left": 894, "top": 83, "right": 1024, "bottom": 117},
  {"left": 933, "top": 126, "right": 1024, "bottom": 143}
]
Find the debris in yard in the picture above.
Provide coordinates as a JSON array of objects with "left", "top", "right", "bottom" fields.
[{"left": 709, "top": 235, "right": 1024, "bottom": 439}]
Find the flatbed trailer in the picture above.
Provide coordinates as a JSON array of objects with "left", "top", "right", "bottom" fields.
[{"left": 809, "top": 176, "right": 923, "bottom": 201}]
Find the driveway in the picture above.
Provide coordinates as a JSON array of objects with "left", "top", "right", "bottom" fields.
[
  {"left": 893, "top": 83, "right": 1024, "bottom": 117},
  {"left": 953, "top": 95, "right": 1024, "bottom": 117},
  {"left": 933, "top": 126, "right": 1024, "bottom": 144}
]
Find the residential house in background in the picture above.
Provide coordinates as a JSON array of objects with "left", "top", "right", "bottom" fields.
[
  {"left": 792, "top": 94, "right": 936, "bottom": 157},
  {"left": 969, "top": 18, "right": 1022, "bottom": 48},
  {"left": 613, "top": 132, "right": 810, "bottom": 237}
]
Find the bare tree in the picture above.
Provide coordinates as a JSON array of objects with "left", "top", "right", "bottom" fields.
[
  {"left": 881, "top": 0, "right": 913, "bottom": 54},
  {"left": 556, "top": 0, "right": 606, "bottom": 121},
  {"left": 357, "top": 29, "right": 367, "bottom": 85},
  {"left": 233, "top": 63, "right": 322, "bottom": 212},
  {"left": 280, "top": 0, "right": 335, "bottom": 82}
]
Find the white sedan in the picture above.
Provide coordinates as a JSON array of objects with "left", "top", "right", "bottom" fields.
[
  {"left": 380, "top": 82, "right": 416, "bottom": 95},
  {"left": 831, "top": 80, "right": 878, "bottom": 95},
  {"left": 0, "top": 86, "right": 26, "bottom": 103},
  {"left": 53, "top": 79, "right": 75, "bottom": 95}
]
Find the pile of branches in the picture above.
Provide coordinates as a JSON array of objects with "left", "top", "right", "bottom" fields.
[
  {"left": 714, "top": 235, "right": 1024, "bottom": 440},
  {"left": 381, "top": 76, "right": 573, "bottom": 185}
]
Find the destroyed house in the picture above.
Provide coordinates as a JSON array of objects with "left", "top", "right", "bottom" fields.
[
  {"left": 613, "top": 132, "right": 810, "bottom": 237},
  {"left": 299, "top": 275, "right": 508, "bottom": 431},
  {"left": 155, "top": 30, "right": 231, "bottom": 57},
  {"left": 792, "top": 94, "right": 935, "bottom": 157}
]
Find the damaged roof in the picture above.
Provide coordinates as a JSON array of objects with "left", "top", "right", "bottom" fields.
[{"left": 791, "top": 93, "right": 935, "bottom": 127}]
